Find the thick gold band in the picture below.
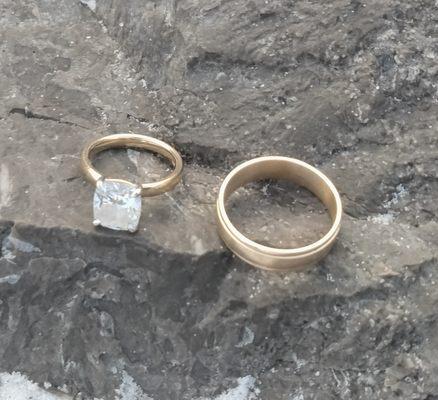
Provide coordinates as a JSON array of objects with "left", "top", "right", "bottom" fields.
[
  {"left": 216, "top": 156, "right": 342, "bottom": 271},
  {"left": 80, "top": 133, "right": 183, "bottom": 197}
]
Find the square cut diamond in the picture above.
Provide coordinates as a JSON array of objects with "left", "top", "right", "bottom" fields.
[{"left": 93, "top": 179, "right": 142, "bottom": 232}]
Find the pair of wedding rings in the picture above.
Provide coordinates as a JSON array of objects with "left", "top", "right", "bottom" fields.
[{"left": 81, "top": 133, "right": 342, "bottom": 272}]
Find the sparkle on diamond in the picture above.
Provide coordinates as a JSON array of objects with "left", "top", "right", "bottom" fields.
[{"left": 93, "top": 179, "right": 142, "bottom": 232}]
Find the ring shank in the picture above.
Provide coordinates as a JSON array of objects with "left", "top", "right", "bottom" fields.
[
  {"left": 216, "top": 156, "right": 342, "bottom": 271},
  {"left": 81, "top": 133, "right": 183, "bottom": 197}
]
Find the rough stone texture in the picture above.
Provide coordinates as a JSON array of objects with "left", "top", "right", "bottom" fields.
[{"left": 0, "top": 0, "right": 437, "bottom": 399}]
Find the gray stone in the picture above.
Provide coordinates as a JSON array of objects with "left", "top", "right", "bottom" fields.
[{"left": 0, "top": 0, "right": 437, "bottom": 399}]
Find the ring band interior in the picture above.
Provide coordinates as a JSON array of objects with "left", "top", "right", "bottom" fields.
[{"left": 223, "top": 159, "right": 338, "bottom": 222}]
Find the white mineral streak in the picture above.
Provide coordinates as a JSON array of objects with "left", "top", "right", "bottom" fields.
[
  {"left": 164, "top": 192, "right": 185, "bottom": 214},
  {"left": 291, "top": 392, "right": 305, "bottom": 400},
  {"left": 0, "top": 371, "right": 258, "bottom": 400},
  {"left": 384, "top": 184, "right": 408, "bottom": 209},
  {"left": 127, "top": 149, "right": 141, "bottom": 169},
  {"left": 236, "top": 327, "right": 255, "bottom": 348},
  {"left": 368, "top": 213, "right": 394, "bottom": 225},
  {"left": 367, "top": 184, "right": 408, "bottom": 225},
  {"left": 191, "top": 235, "right": 206, "bottom": 256},
  {"left": 0, "top": 274, "right": 21, "bottom": 284},
  {"left": 198, "top": 376, "right": 259, "bottom": 400},
  {"left": 0, "top": 372, "right": 71, "bottom": 400},
  {"left": 0, "top": 163, "right": 11, "bottom": 210},
  {"left": 115, "top": 371, "right": 153, "bottom": 400},
  {"left": 80, "top": 0, "right": 96, "bottom": 12},
  {"left": 1, "top": 234, "right": 41, "bottom": 261}
]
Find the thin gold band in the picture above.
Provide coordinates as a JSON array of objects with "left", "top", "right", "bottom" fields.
[
  {"left": 80, "top": 133, "right": 183, "bottom": 197},
  {"left": 216, "top": 156, "right": 342, "bottom": 271}
]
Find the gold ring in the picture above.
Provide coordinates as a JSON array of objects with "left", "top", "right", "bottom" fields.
[
  {"left": 216, "top": 156, "right": 342, "bottom": 271},
  {"left": 80, "top": 133, "right": 183, "bottom": 232}
]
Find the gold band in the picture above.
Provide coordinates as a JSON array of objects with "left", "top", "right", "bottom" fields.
[
  {"left": 80, "top": 133, "right": 183, "bottom": 197},
  {"left": 216, "top": 156, "right": 342, "bottom": 271}
]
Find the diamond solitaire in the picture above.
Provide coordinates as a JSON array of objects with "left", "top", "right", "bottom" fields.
[{"left": 93, "top": 179, "right": 142, "bottom": 232}]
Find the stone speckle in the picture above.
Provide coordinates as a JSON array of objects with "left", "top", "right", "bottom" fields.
[{"left": 0, "top": 0, "right": 437, "bottom": 399}]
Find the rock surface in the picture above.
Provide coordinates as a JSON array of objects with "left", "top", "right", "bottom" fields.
[{"left": 0, "top": 0, "right": 437, "bottom": 399}]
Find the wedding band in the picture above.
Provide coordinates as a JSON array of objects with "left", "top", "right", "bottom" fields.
[
  {"left": 81, "top": 133, "right": 183, "bottom": 232},
  {"left": 216, "top": 156, "right": 342, "bottom": 271}
]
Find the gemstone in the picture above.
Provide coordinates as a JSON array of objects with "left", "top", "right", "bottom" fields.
[{"left": 93, "top": 179, "right": 142, "bottom": 232}]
